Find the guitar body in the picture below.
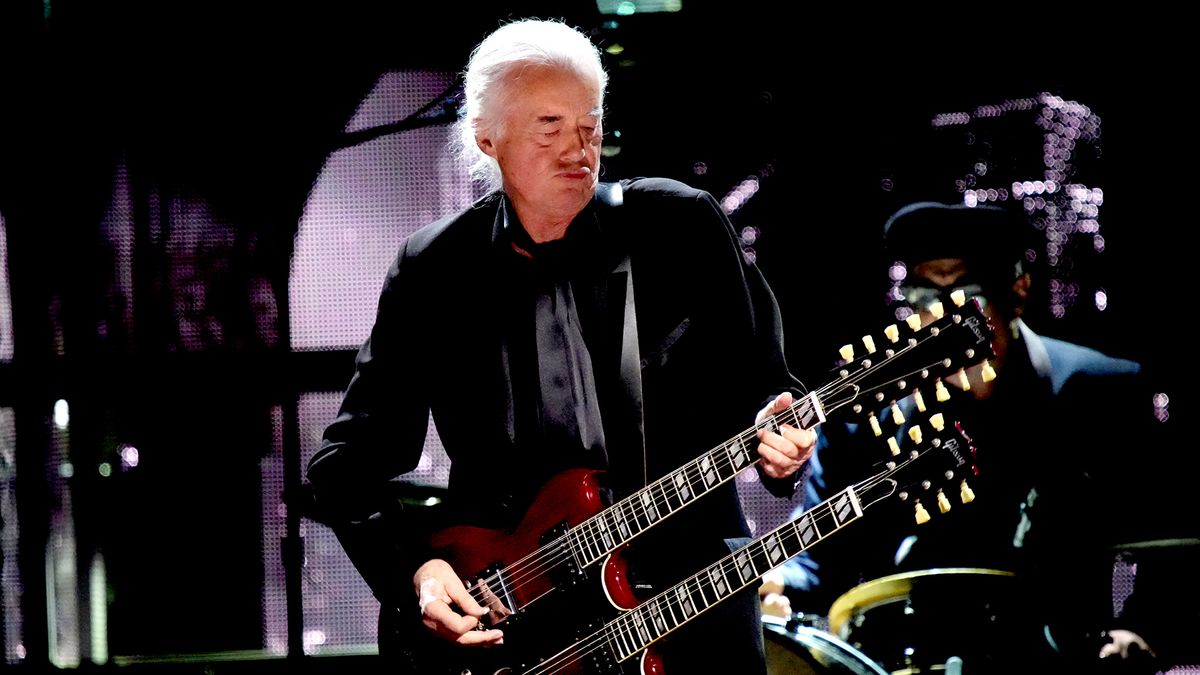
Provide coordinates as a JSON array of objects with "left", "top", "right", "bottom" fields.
[
  {"left": 392, "top": 468, "right": 641, "bottom": 674},
  {"left": 430, "top": 467, "right": 608, "bottom": 624}
]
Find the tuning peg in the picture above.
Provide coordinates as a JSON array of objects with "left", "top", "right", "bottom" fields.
[
  {"left": 890, "top": 402, "right": 905, "bottom": 425},
  {"left": 883, "top": 324, "right": 900, "bottom": 344},
  {"left": 862, "top": 334, "right": 877, "bottom": 354},
  {"left": 928, "top": 301, "right": 945, "bottom": 320},
  {"left": 929, "top": 413, "right": 945, "bottom": 432},
  {"left": 981, "top": 361, "right": 997, "bottom": 382},
  {"left": 960, "top": 480, "right": 976, "bottom": 504},
  {"left": 955, "top": 368, "right": 971, "bottom": 391},
  {"left": 937, "top": 489, "right": 952, "bottom": 513},
  {"left": 887, "top": 436, "right": 901, "bottom": 457},
  {"left": 868, "top": 412, "right": 882, "bottom": 437},
  {"left": 912, "top": 388, "right": 927, "bottom": 413},
  {"left": 935, "top": 378, "right": 951, "bottom": 402},
  {"left": 907, "top": 425, "right": 923, "bottom": 445},
  {"left": 905, "top": 313, "right": 922, "bottom": 331},
  {"left": 950, "top": 289, "right": 967, "bottom": 307},
  {"left": 839, "top": 344, "right": 854, "bottom": 363},
  {"left": 914, "top": 500, "right": 931, "bottom": 525}
]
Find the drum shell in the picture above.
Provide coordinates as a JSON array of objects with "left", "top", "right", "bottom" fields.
[
  {"left": 828, "top": 569, "right": 1046, "bottom": 674},
  {"left": 764, "top": 619, "right": 889, "bottom": 675}
]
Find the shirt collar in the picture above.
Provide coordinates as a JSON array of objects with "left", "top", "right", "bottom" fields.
[{"left": 496, "top": 192, "right": 605, "bottom": 261}]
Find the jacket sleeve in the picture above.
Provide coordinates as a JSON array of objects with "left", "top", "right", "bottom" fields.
[
  {"left": 690, "top": 190, "right": 808, "bottom": 497},
  {"left": 305, "top": 238, "right": 437, "bottom": 607}
]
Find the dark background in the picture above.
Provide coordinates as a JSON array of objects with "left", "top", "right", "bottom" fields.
[
  {"left": 3, "top": 2, "right": 1188, "bottom": 367},
  {"left": 0, "top": 0, "right": 1191, "bottom": 667}
]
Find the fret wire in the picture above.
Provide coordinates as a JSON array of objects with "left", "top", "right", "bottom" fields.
[{"left": 591, "top": 491, "right": 871, "bottom": 669}]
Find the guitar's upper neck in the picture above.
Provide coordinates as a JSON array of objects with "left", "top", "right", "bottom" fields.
[
  {"left": 566, "top": 298, "right": 992, "bottom": 569},
  {"left": 568, "top": 391, "right": 825, "bottom": 567}
]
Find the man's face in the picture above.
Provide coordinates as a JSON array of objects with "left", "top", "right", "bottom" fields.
[
  {"left": 905, "top": 257, "right": 985, "bottom": 327},
  {"left": 906, "top": 257, "right": 1011, "bottom": 396},
  {"left": 477, "top": 67, "right": 602, "bottom": 229}
]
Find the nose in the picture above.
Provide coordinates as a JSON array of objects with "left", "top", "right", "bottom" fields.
[{"left": 560, "top": 126, "right": 589, "bottom": 160}]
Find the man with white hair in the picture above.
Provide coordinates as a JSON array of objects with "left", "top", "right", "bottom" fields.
[{"left": 308, "top": 19, "right": 814, "bottom": 673}]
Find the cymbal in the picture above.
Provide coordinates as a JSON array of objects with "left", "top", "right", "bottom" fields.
[{"left": 828, "top": 568, "right": 1015, "bottom": 636}]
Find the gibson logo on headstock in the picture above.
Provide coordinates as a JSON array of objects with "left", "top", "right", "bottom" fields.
[
  {"left": 942, "top": 437, "right": 968, "bottom": 468},
  {"left": 962, "top": 315, "right": 989, "bottom": 346}
]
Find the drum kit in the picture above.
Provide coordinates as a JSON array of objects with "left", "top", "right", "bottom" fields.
[
  {"left": 764, "top": 568, "right": 1040, "bottom": 675},
  {"left": 768, "top": 539, "right": 1200, "bottom": 674}
]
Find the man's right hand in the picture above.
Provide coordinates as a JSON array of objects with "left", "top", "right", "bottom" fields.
[{"left": 413, "top": 559, "right": 504, "bottom": 645}]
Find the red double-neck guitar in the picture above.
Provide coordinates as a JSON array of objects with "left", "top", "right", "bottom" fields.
[{"left": 405, "top": 298, "right": 992, "bottom": 674}]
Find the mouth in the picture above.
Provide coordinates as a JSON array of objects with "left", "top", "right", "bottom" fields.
[{"left": 558, "top": 166, "right": 594, "bottom": 180}]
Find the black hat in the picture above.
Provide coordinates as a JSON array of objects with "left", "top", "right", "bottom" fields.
[{"left": 883, "top": 201, "right": 1029, "bottom": 277}]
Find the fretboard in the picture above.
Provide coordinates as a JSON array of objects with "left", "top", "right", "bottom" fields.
[
  {"left": 605, "top": 484, "right": 863, "bottom": 662},
  {"left": 567, "top": 391, "right": 825, "bottom": 567}
]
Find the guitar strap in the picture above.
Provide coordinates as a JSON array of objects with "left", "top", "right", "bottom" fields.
[{"left": 594, "top": 181, "right": 650, "bottom": 495}]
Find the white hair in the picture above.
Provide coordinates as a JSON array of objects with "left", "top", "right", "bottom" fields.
[{"left": 453, "top": 20, "right": 608, "bottom": 192}]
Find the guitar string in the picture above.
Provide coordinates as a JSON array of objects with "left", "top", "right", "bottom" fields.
[
  {"left": 501, "top": 324, "right": 981, "bottom": 671},
  {"left": 464, "top": 316, "right": 978, "bottom": 611},
  {"left": 465, "top": 349, "right": 962, "bottom": 611},
  {"left": 465, "top": 351, "right": 957, "bottom": 616},
  {"left": 528, "top": 496, "right": 853, "bottom": 674},
  {"left": 524, "top": 463, "right": 905, "bottom": 675}
]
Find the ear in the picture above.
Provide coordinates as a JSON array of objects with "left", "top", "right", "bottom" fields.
[{"left": 476, "top": 130, "right": 497, "bottom": 159}]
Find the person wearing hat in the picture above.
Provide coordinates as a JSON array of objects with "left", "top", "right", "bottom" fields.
[{"left": 769, "top": 201, "right": 1158, "bottom": 673}]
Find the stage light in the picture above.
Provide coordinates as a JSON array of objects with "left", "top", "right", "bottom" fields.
[
  {"left": 119, "top": 444, "right": 140, "bottom": 469},
  {"left": 596, "top": 0, "right": 682, "bottom": 14}
]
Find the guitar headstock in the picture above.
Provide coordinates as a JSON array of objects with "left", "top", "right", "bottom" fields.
[
  {"left": 817, "top": 295, "right": 995, "bottom": 425},
  {"left": 853, "top": 416, "right": 978, "bottom": 524}
]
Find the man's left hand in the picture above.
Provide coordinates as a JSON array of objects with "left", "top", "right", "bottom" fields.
[{"left": 755, "top": 392, "right": 816, "bottom": 479}]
